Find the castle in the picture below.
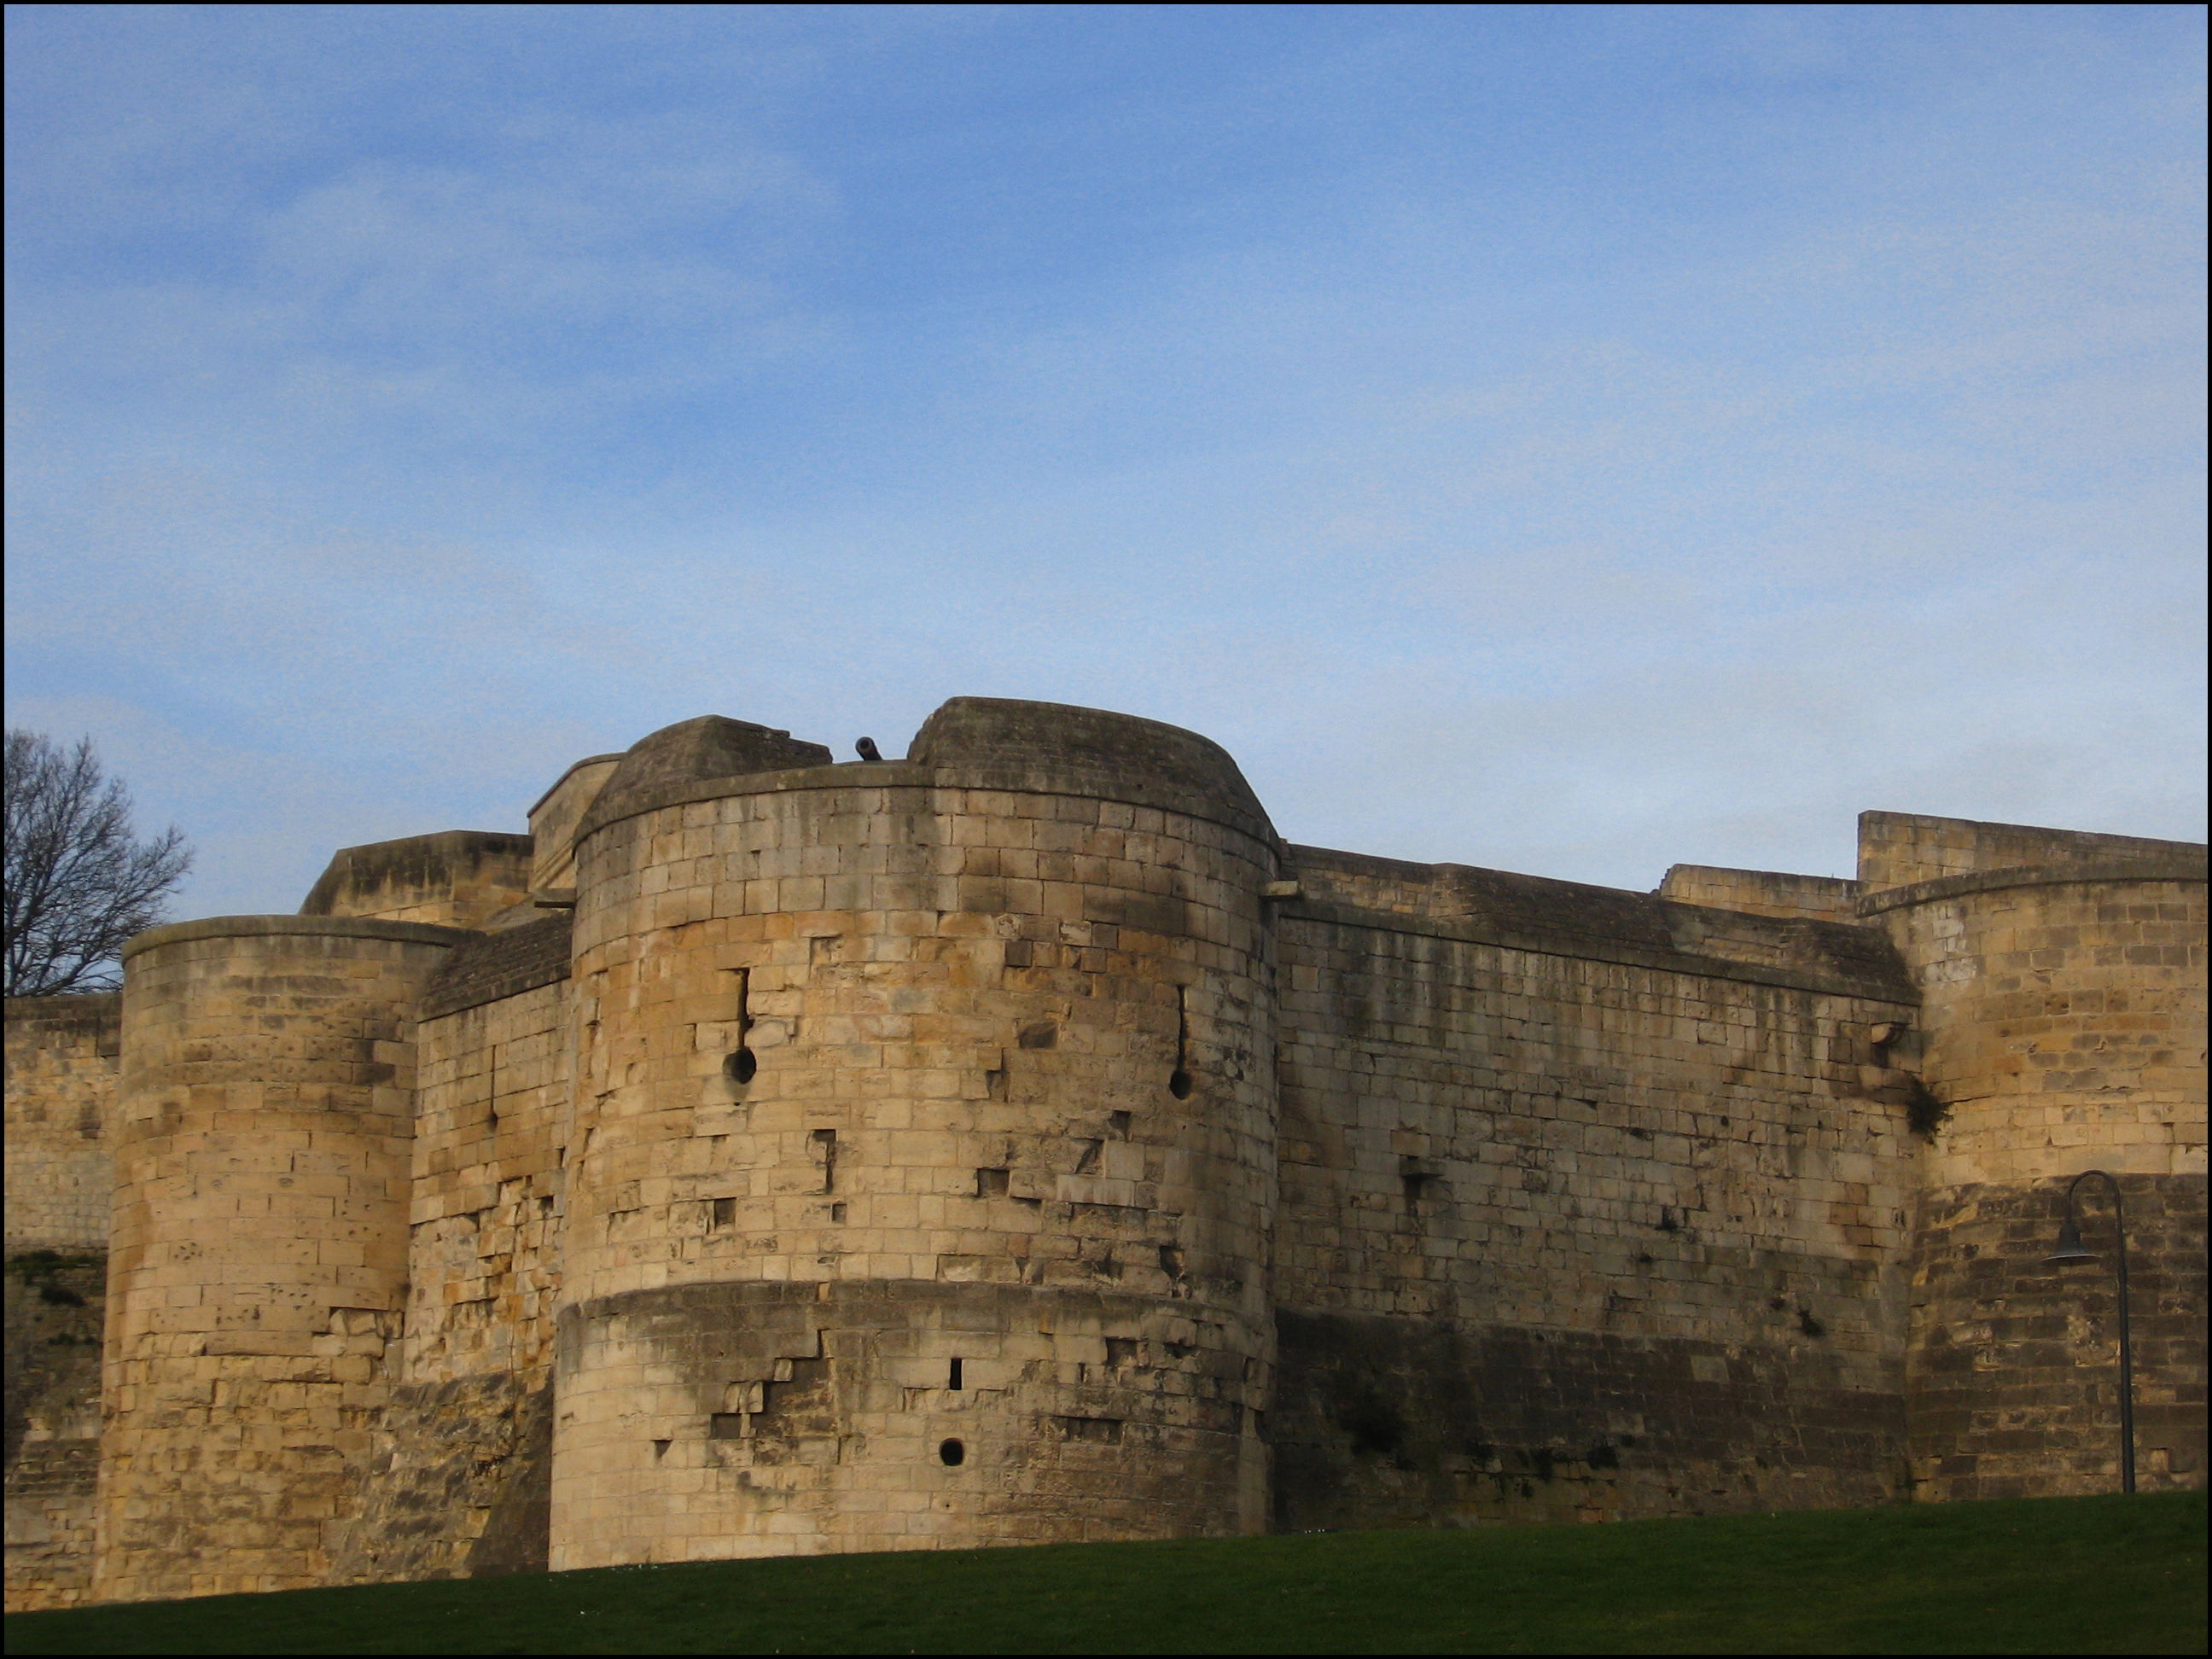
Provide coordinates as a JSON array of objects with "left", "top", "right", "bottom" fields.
[{"left": 5, "top": 696, "right": 2205, "bottom": 1610}]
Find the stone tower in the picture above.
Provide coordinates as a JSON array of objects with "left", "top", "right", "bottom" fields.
[
  {"left": 550, "top": 701, "right": 1279, "bottom": 1564},
  {"left": 1860, "top": 813, "right": 2209, "bottom": 1499},
  {"left": 93, "top": 917, "right": 465, "bottom": 1602}
]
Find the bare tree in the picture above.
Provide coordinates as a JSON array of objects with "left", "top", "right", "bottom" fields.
[{"left": 4, "top": 731, "right": 193, "bottom": 997}]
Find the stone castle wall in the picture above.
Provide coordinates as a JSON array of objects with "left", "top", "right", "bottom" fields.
[
  {"left": 330, "top": 940, "right": 573, "bottom": 1585},
  {"left": 1267, "top": 857, "right": 1921, "bottom": 1528},
  {"left": 3, "top": 996, "right": 119, "bottom": 1256},
  {"left": 1861, "top": 823, "right": 2208, "bottom": 1504},
  {"left": 3, "top": 701, "right": 2203, "bottom": 1610},
  {"left": 3, "top": 997, "right": 118, "bottom": 1612}
]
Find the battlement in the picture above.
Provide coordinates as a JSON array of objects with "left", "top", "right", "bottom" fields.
[{"left": 5, "top": 698, "right": 2203, "bottom": 1610}]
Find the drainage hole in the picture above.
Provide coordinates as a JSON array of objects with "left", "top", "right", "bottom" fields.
[
  {"left": 725, "top": 1049, "right": 758, "bottom": 1086},
  {"left": 938, "top": 1438, "right": 965, "bottom": 1467}
]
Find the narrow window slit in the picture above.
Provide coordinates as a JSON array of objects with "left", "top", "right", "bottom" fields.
[
  {"left": 1168, "top": 985, "right": 1194, "bottom": 1098},
  {"left": 948, "top": 1357, "right": 963, "bottom": 1390},
  {"left": 725, "top": 967, "right": 758, "bottom": 1085}
]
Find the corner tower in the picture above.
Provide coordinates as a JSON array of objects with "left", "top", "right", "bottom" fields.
[
  {"left": 549, "top": 701, "right": 1281, "bottom": 1566},
  {"left": 1860, "top": 813, "right": 2209, "bottom": 1500},
  {"left": 94, "top": 917, "right": 465, "bottom": 1602}
]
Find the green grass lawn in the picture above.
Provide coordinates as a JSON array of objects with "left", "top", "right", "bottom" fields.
[{"left": 10, "top": 1490, "right": 2203, "bottom": 1656}]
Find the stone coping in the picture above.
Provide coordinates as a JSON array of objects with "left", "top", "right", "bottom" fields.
[
  {"left": 1280, "top": 898, "right": 1918, "bottom": 1003},
  {"left": 1856, "top": 858, "right": 2208, "bottom": 917},
  {"left": 574, "top": 760, "right": 1282, "bottom": 848},
  {"left": 4, "top": 992, "right": 122, "bottom": 1018},
  {"left": 417, "top": 914, "right": 573, "bottom": 1022},
  {"left": 525, "top": 752, "right": 625, "bottom": 818},
  {"left": 122, "top": 914, "right": 474, "bottom": 961}
]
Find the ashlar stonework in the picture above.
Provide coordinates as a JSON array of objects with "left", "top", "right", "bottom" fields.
[{"left": 4, "top": 697, "right": 2204, "bottom": 1609}]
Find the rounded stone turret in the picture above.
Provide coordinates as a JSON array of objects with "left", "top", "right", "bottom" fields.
[
  {"left": 93, "top": 917, "right": 464, "bottom": 1604},
  {"left": 1858, "top": 814, "right": 2208, "bottom": 1502},
  {"left": 550, "top": 700, "right": 1281, "bottom": 1567}
]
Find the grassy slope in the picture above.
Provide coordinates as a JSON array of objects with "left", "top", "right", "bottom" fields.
[{"left": 10, "top": 1491, "right": 2203, "bottom": 1656}]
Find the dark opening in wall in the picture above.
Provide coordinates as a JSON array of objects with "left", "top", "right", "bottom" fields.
[
  {"left": 938, "top": 1439, "right": 965, "bottom": 1466},
  {"left": 1074, "top": 1139, "right": 1102, "bottom": 1174},
  {"left": 1108, "top": 1110, "right": 1132, "bottom": 1138},
  {"left": 1104, "top": 1337, "right": 1140, "bottom": 1367},
  {"left": 711, "top": 1197, "right": 737, "bottom": 1230},
  {"left": 1401, "top": 1167, "right": 1446, "bottom": 1208},
  {"left": 1056, "top": 1416, "right": 1123, "bottom": 1444},
  {"left": 1169, "top": 985, "right": 1194, "bottom": 1097},
  {"left": 1796, "top": 1308, "right": 1827, "bottom": 1339},
  {"left": 948, "top": 1358, "right": 963, "bottom": 1390},
  {"left": 812, "top": 1128, "right": 837, "bottom": 1193},
  {"left": 1904, "top": 1074, "right": 1950, "bottom": 1139},
  {"left": 725, "top": 967, "right": 758, "bottom": 1085},
  {"left": 830, "top": 1202, "right": 846, "bottom": 1223},
  {"left": 708, "top": 1414, "right": 746, "bottom": 1441},
  {"left": 1017, "top": 1022, "right": 1057, "bottom": 1050},
  {"left": 652, "top": 1439, "right": 671, "bottom": 1459},
  {"left": 1336, "top": 1390, "right": 1406, "bottom": 1458},
  {"left": 976, "top": 1167, "right": 1010, "bottom": 1198}
]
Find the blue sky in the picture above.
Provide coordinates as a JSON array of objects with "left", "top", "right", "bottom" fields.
[{"left": 7, "top": 4, "right": 2204, "bottom": 918}]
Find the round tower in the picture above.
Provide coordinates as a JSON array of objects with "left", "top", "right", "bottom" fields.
[
  {"left": 550, "top": 701, "right": 1280, "bottom": 1568},
  {"left": 1860, "top": 822, "right": 2208, "bottom": 1502},
  {"left": 94, "top": 917, "right": 464, "bottom": 1604}
]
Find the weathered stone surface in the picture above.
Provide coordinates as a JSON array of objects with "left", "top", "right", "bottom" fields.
[
  {"left": 3, "top": 996, "right": 118, "bottom": 1256},
  {"left": 300, "top": 831, "right": 535, "bottom": 929},
  {"left": 1, "top": 700, "right": 2201, "bottom": 1610},
  {"left": 1272, "top": 1310, "right": 1901, "bottom": 1530},
  {"left": 419, "top": 915, "right": 573, "bottom": 1021},
  {"left": 1907, "top": 1176, "right": 2205, "bottom": 1500},
  {"left": 3, "top": 1254, "right": 104, "bottom": 1611},
  {"left": 91, "top": 918, "right": 463, "bottom": 1605}
]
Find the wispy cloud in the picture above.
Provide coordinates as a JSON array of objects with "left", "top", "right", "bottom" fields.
[{"left": 6, "top": 5, "right": 2202, "bottom": 917}]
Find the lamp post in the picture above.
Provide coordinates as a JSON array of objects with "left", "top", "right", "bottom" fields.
[{"left": 2044, "top": 1168, "right": 2135, "bottom": 1495}]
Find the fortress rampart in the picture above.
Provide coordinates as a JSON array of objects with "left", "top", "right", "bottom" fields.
[{"left": 5, "top": 698, "right": 2204, "bottom": 1609}]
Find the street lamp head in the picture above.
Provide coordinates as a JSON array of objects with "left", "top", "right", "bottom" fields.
[{"left": 2046, "top": 1216, "right": 2095, "bottom": 1265}]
